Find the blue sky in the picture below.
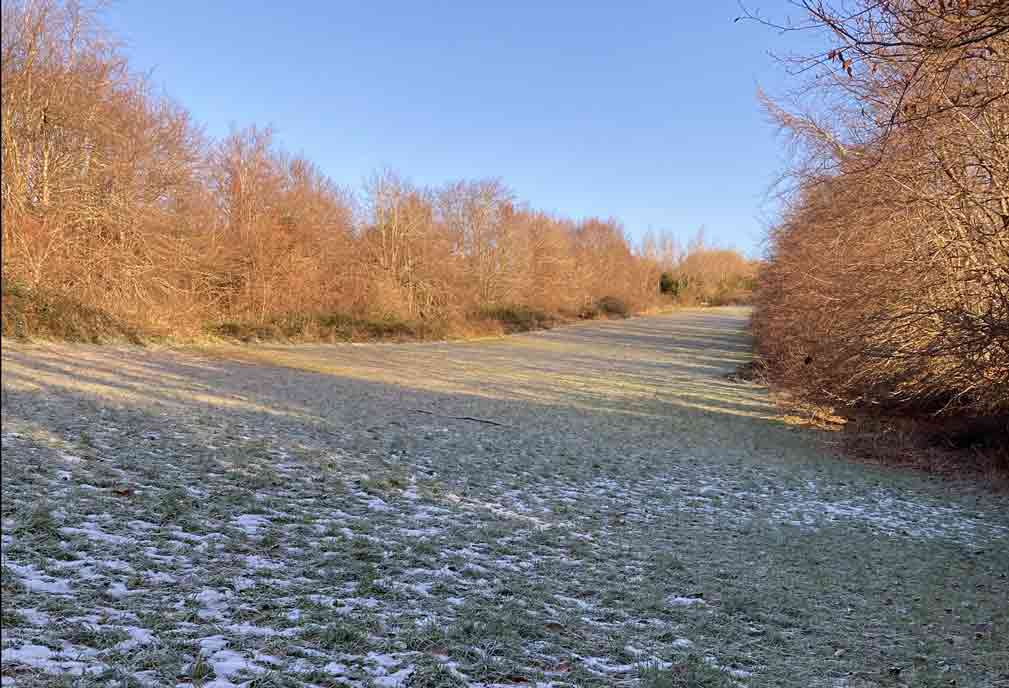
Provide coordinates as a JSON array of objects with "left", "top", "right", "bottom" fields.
[{"left": 104, "top": 1, "right": 810, "bottom": 255}]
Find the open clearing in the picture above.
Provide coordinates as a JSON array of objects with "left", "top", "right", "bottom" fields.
[{"left": 2, "top": 307, "right": 1007, "bottom": 687}]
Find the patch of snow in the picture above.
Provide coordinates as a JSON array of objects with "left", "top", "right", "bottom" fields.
[
  {"left": 114, "top": 626, "right": 155, "bottom": 652},
  {"left": 233, "top": 576, "right": 256, "bottom": 591},
  {"left": 0, "top": 642, "right": 102, "bottom": 677},
  {"left": 704, "top": 655, "right": 754, "bottom": 679},
  {"left": 367, "top": 652, "right": 402, "bottom": 668},
  {"left": 60, "top": 524, "right": 130, "bottom": 545},
  {"left": 580, "top": 655, "right": 636, "bottom": 674},
  {"left": 19, "top": 608, "right": 51, "bottom": 626},
  {"left": 127, "top": 519, "right": 158, "bottom": 531},
  {"left": 368, "top": 497, "right": 392, "bottom": 512},
  {"left": 5, "top": 561, "right": 72, "bottom": 594},
  {"left": 145, "top": 570, "right": 177, "bottom": 584},
  {"left": 97, "top": 559, "right": 135, "bottom": 573},
  {"left": 225, "top": 622, "right": 283, "bottom": 637},
  {"left": 232, "top": 514, "right": 270, "bottom": 534},
  {"left": 106, "top": 581, "right": 129, "bottom": 599},
  {"left": 194, "top": 588, "right": 232, "bottom": 618},
  {"left": 555, "top": 594, "right": 594, "bottom": 610},
  {"left": 197, "top": 635, "right": 229, "bottom": 653},
  {"left": 209, "top": 648, "right": 264, "bottom": 679},
  {"left": 372, "top": 667, "right": 414, "bottom": 687},
  {"left": 666, "top": 595, "right": 706, "bottom": 607},
  {"left": 243, "top": 554, "right": 283, "bottom": 570}
]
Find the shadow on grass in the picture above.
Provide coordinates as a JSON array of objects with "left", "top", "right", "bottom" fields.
[
  {"left": 3, "top": 309, "right": 1009, "bottom": 686},
  {"left": 2, "top": 309, "right": 785, "bottom": 448}
]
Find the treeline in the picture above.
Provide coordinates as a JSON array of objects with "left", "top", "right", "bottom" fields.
[
  {"left": 1, "top": 0, "right": 754, "bottom": 342},
  {"left": 752, "top": 0, "right": 1009, "bottom": 418},
  {"left": 651, "top": 229, "right": 757, "bottom": 306}
]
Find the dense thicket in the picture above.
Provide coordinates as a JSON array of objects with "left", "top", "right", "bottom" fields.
[
  {"left": 1, "top": 0, "right": 755, "bottom": 342},
  {"left": 752, "top": 0, "right": 1009, "bottom": 415}
]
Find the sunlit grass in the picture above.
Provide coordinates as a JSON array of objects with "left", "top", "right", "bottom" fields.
[{"left": 2, "top": 308, "right": 1006, "bottom": 687}]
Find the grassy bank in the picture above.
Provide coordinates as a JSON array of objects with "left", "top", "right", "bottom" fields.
[
  {"left": 1, "top": 283, "right": 144, "bottom": 345},
  {"left": 1, "top": 283, "right": 639, "bottom": 345}
]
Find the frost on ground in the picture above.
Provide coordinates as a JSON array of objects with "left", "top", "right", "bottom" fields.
[{"left": 2, "top": 308, "right": 1008, "bottom": 687}]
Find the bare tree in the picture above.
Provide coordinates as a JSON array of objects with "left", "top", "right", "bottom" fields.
[
  {"left": 3, "top": 0, "right": 726, "bottom": 342},
  {"left": 751, "top": 0, "right": 1009, "bottom": 414}
]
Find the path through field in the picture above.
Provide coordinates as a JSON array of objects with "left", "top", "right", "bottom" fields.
[{"left": 2, "top": 308, "right": 1007, "bottom": 687}]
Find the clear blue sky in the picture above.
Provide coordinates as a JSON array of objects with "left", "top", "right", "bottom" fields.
[{"left": 104, "top": 1, "right": 809, "bottom": 255}]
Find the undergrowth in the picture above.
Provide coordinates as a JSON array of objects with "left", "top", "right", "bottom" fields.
[
  {"left": 2, "top": 286, "right": 647, "bottom": 344},
  {"left": 1, "top": 282, "right": 143, "bottom": 344},
  {"left": 732, "top": 357, "right": 1009, "bottom": 488}
]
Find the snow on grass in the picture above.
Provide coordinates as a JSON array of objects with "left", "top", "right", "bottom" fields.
[
  {"left": 3, "top": 562, "right": 73, "bottom": 595},
  {"left": 0, "top": 643, "right": 103, "bottom": 678},
  {"left": 0, "top": 422, "right": 748, "bottom": 688},
  {"left": 667, "top": 596, "right": 707, "bottom": 607},
  {"left": 59, "top": 524, "right": 131, "bottom": 546},
  {"left": 206, "top": 647, "right": 265, "bottom": 680},
  {"left": 231, "top": 513, "right": 270, "bottom": 534},
  {"left": 3, "top": 310, "right": 1008, "bottom": 687}
]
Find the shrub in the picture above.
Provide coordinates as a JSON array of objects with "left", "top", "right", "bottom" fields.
[
  {"left": 596, "top": 296, "right": 630, "bottom": 318},
  {"left": 479, "top": 305, "right": 556, "bottom": 333},
  {"left": 1, "top": 282, "right": 143, "bottom": 344},
  {"left": 209, "top": 312, "right": 444, "bottom": 342},
  {"left": 210, "top": 321, "right": 281, "bottom": 342},
  {"left": 659, "top": 272, "right": 679, "bottom": 297},
  {"left": 751, "top": 0, "right": 1009, "bottom": 417}
]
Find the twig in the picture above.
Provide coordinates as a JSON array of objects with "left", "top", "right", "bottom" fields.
[{"left": 408, "top": 409, "right": 512, "bottom": 428}]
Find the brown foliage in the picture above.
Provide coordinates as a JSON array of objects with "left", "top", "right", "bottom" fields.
[
  {"left": 643, "top": 228, "right": 758, "bottom": 306},
  {"left": 751, "top": 0, "right": 1009, "bottom": 416},
  {"left": 1, "top": 0, "right": 676, "bottom": 341}
]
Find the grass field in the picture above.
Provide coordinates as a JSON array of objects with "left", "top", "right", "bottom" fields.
[{"left": 2, "top": 308, "right": 1006, "bottom": 687}]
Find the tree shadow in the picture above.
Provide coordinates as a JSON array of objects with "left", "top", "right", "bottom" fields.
[{"left": 1, "top": 309, "right": 828, "bottom": 490}]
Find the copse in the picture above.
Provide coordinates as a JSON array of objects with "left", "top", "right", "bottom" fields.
[
  {"left": 0, "top": 0, "right": 684, "bottom": 341},
  {"left": 750, "top": 0, "right": 1009, "bottom": 415},
  {"left": 644, "top": 229, "right": 757, "bottom": 306},
  {"left": 1, "top": 0, "right": 207, "bottom": 333},
  {"left": 674, "top": 248, "right": 756, "bottom": 306}
]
